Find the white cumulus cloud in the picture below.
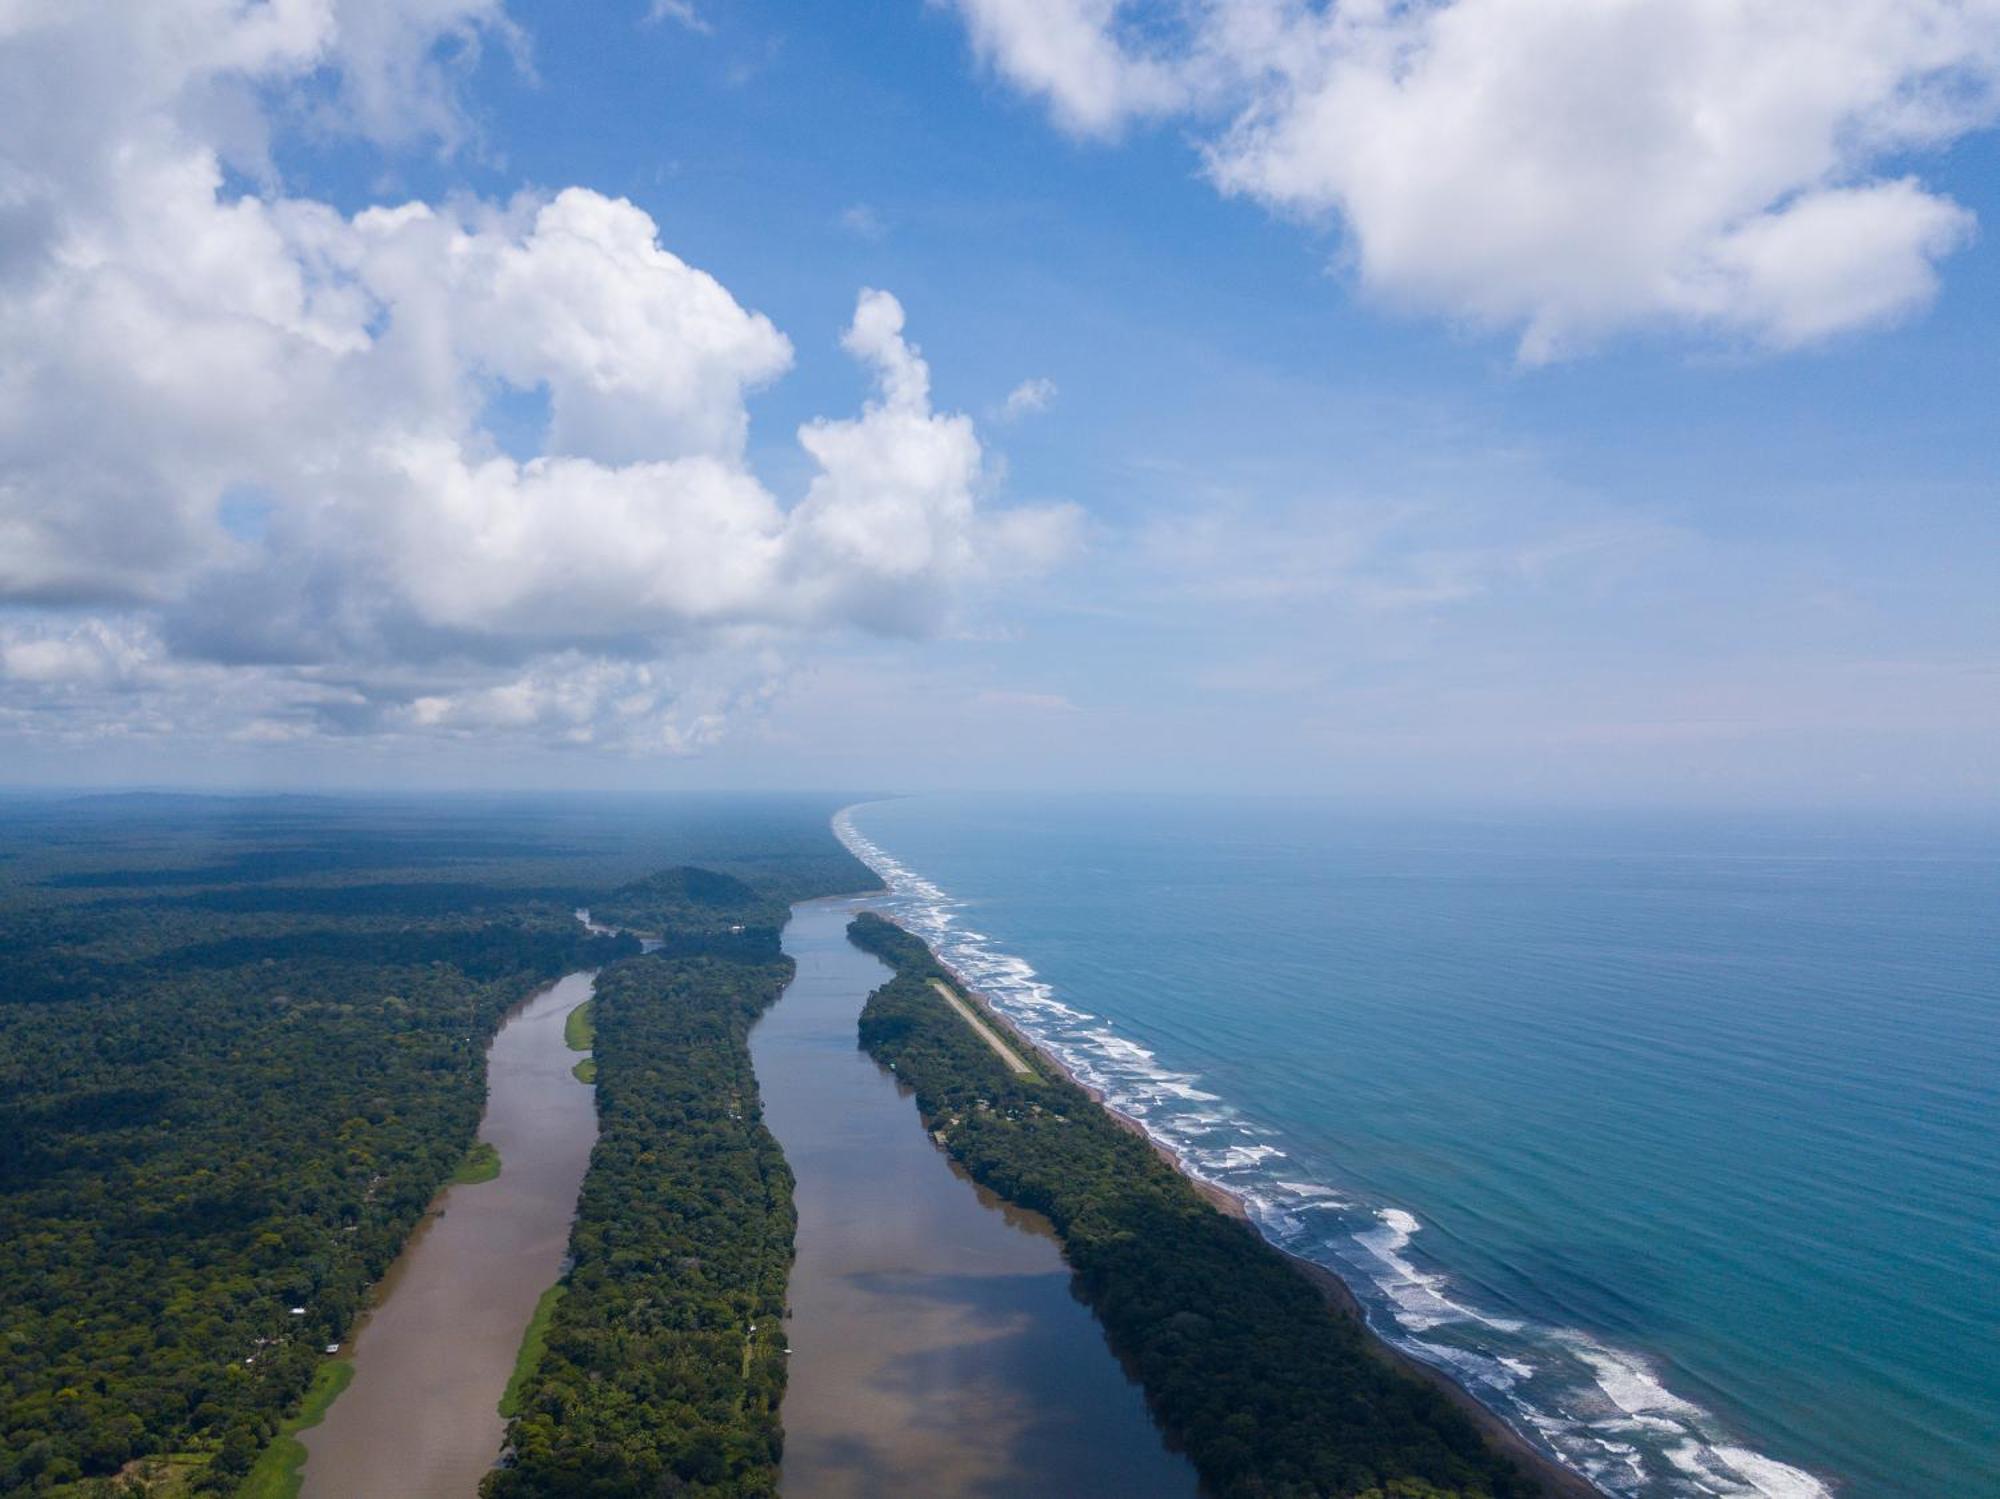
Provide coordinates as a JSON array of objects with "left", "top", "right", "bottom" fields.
[
  {"left": 947, "top": 0, "right": 2000, "bottom": 357},
  {"left": 0, "top": 0, "right": 1075, "bottom": 753},
  {"left": 954, "top": 0, "right": 1192, "bottom": 134},
  {"left": 786, "top": 292, "right": 1081, "bottom": 633}
]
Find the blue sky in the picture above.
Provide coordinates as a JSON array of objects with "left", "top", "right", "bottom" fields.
[{"left": 0, "top": 0, "right": 1995, "bottom": 804}]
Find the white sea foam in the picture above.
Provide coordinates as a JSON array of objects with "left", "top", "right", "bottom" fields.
[
  {"left": 1379, "top": 1207, "right": 1422, "bottom": 1239},
  {"left": 1576, "top": 1346, "right": 1706, "bottom": 1420},
  {"left": 1275, "top": 1180, "right": 1346, "bottom": 1204},
  {"left": 1202, "top": 1144, "right": 1286, "bottom": 1169},
  {"left": 1709, "top": 1448, "right": 1835, "bottom": 1499},
  {"left": 831, "top": 805, "right": 1837, "bottom": 1499}
]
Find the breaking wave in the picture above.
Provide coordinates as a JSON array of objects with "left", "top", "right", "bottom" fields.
[{"left": 834, "top": 805, "right": 1834, "bottom": 1499}]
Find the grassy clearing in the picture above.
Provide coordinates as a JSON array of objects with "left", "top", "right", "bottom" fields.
[
  {"left": 498, "top": 1283, "right": 567, "bottom": 1419},
  {"left": 452, "top": 1140, "right": 501, "bottom": 1185},
  {"left": 572, "top": 1057, "right": 596, "bottom": 1083},
  {"left": 563, "top": 999, "right": 594, "bottom": 1053},
  {"left": 235, "top": 1359, "right": 355, "bottom": 1499}
]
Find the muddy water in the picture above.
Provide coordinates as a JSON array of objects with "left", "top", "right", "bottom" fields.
[
  {"left": 753, "top": 899, "right": 1199, "bottom": 1498},
  {"left": 299, "top": 970, "right": 599, "bottom": 1499}
]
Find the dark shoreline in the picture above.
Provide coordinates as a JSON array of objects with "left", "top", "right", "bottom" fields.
[{"left": 881, "top": 910, "right": 1603, "bottom": 1499}]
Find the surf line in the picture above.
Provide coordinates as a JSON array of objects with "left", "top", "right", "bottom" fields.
[{"left": 829, "top": 805, "right": 1833, "bottom": 1499}]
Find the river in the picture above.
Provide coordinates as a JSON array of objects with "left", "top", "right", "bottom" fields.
[
  {"left": 751, "top": 897, "right": 1199, "bottom": 1498},
  {"left": 297, "top": 969, "right": 599, "bottom": 1498}
]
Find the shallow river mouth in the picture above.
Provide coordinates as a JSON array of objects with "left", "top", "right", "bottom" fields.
[
  {"left": 298, "top": 969, "right": 599, "bottom": 1499},
  {"left": 752, "top": 898, "right": 1199, "bottom": 1498}
]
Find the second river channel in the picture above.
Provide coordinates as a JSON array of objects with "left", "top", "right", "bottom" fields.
[{"left": 751, "top": 898, "right": 1199, "bottom": 1498}]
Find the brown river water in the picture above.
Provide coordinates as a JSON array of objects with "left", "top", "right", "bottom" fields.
[
  {"left": 752, "top": 898, "right": 1200, "bottom": 1498},
  {"left": 295, "top": 901, "right": 1196, "bottom": 1496},
  {"left": 297, "top": 969, "right": 598, "bottom": 1499}
]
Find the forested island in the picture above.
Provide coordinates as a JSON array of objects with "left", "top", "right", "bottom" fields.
[
  {"left": 484, "top": 953, "right": 796, "bottom": 1495},
  {"left": 848, "top": 911, "right": 1550, "bottom": 1499}
]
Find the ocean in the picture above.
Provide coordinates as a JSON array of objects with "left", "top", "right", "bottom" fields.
[{"left": 836, "top": 797, "right": 2000, "bottom": 1499}]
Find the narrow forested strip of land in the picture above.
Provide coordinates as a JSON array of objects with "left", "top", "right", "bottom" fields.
[
  {"left": 847, "top": 912, "right": 1545, "bottom": 1499},
  {"left": 484, "top": 953, "right": 796, "bottom": 1499}
]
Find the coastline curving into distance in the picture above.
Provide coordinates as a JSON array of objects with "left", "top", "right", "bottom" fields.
[
  {"left": 832, "top": 804, "right": 1833, "bottom": 1499},
  {"left": 846, "top": 909, "right": 1547, "bottom": 1499}
]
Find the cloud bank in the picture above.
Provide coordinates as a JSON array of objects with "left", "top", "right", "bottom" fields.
[
  {"left": 952, "top": 0, "right": 2000, "bottom": 358},
  {"left": 0, "top": 0, "right": 1075, "bottom": 754}
]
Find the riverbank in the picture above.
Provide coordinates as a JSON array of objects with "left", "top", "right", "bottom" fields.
[
  {"left": 752, "top": 899, "right": 1199, "bottom": 1498},
  {"left": 236, "top": 1362, "right": 354, "bottom": 1499},
  {"left": 854, "top": 909, "right": 1599, "bottom": 1499},
  {"left": 484, "top": 951, "right": 797, "bottom": 1498},
  {"left": 296, "top": 971, "right": 601, "bottom": 1498}
]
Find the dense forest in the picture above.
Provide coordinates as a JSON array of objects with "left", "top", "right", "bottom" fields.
[
  {"left": 0, "top": 793, "right": 860, "bottom": 1496},
  {"left": 848, "top": 912, "right": 1547, "bottom": 1499},
  {"left": 0, "top": 922, "right": 624, "bottom": 1494},
  {"left": 483, "top": 953, "right": 796, "bottom": 1499},
  {"left": 587, "top": 867, "right": 789, "bottom": 962}
]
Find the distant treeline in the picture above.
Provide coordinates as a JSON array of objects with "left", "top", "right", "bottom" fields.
[
  {"left": 848, "top": 912, "right": 1545, "bottom": 1499},
  {"left": 588, "top": 866, "right": 788, "bottom": 962},
  {"left": 484, "top": 952, "right": 796, "bottom": 1499}
]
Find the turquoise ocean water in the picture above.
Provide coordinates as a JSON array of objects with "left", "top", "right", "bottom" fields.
[{"left": 838, "top": 798, "right": 1999, "bottom": 1499}]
